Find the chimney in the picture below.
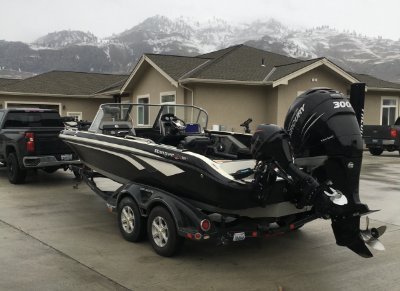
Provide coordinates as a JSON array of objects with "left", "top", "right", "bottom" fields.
[{"left": 261, "top": 58, "right": 266, "bottom": 67}]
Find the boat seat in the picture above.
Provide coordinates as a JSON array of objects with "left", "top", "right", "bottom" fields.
[{"left": 180, "top": 136, "right": 211, "bottom": 154}]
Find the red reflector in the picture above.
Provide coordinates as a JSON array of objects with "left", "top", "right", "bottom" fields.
[
  {"left": 194, "top": 233, "right": 202, "bottom": 240},
  {"left": 25, "top": 132, "right": 35, "bottom": 153},
  {"left": 390, "top": 128, "right": 397, "bottom": 138},
  {"left": 290, "top": 224, "right": 295, "bottom": 230},
  {"left": 251, "top": 231, "right": 258, "bottom": 237},
  {"left": 200, "top": 219, "right": 211, "bottom": 232},
  {"left": 186, "top": 233, "right": 193, "bottom": 239}
]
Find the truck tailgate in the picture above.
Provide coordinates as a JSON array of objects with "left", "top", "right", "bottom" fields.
[
  {"left": 363, "top": 125, "right": 392, "bottom": 139},
  {"left": 31, "top": 128, "right": 72, "bottom": 155}
]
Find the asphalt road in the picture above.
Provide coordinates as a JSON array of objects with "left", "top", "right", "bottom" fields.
[{"left": 0, "top": 152, "right": 399, "bottom": 291}]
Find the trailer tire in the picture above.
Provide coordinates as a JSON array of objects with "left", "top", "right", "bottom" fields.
[
  {"left": 7, "top": 153, "right": 26, "bottom": 184},
  {"left": 369, "top": 148, "right": 383, "bottom": 156},
  {"left": 147, "top": 206, "right": 183, "bottom": 257},
  {"left": 117, "top": 197, "right": 146, "bottom": 242}
]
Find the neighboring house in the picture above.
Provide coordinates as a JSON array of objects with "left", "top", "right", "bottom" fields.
[
  {"left": 350, "top": 73, "right": 400, "bottom": 126},
  {"left": 118, "top": 44, "right": 400, "bottom": 131},
  {"left": 0, "top": 71, "right": 128, "bottom": 120}
]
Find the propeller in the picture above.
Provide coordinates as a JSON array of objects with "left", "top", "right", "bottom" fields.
[
  {"left": 324, "top": 187, "right": 348, "bottom": 206},
  {"left": 360, "top": 216, "right": 386, "bottom": 251}
]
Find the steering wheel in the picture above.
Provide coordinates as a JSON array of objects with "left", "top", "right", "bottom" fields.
[
  {"left": 170, "top": 116, "right": 186, "bottom": 130},
  {"left": 160, "top": 113, "right": 186, "bottom": 133}
]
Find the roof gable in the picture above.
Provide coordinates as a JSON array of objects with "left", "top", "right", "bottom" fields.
[
  {"left": 145, "top": 54, "right": 210, "bottom": 81},
  {"left": 186, "top": 45, "right": 299, "bottom": 82}
]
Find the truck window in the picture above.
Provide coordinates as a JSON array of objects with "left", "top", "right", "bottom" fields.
[{"left": 3, "top": 112, "right": 64, "bottom": 128}]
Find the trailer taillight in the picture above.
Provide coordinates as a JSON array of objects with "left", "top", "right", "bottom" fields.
[
  {"left": 25, "top": 132, "right": 35, "bottom": 153},
  {"left": 200, "top": 219, "right": 211, "bottom": 232},
  {"left": 390, "top": 128, "right": 397, "bottom": 138}
]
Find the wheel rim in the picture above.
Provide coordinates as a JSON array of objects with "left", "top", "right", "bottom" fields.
[
  {"left": 151, "top": 216, "right": 169, "bottom": 247},
  {"left": 120, "top": 206, "right": 135, "bottom": 234}
]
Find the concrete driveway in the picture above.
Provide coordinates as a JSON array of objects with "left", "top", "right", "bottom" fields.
[{"left": 0, "top": 153, "right": 399, "bottom": 291}]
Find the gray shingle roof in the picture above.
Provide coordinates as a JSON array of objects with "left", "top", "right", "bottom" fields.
[
  {"left": 0, "top": 78, "right": 20, "bottom": 88},
  {"left": 145, "top": 54, "right": 210, "bottom": 81},
  {"left": 189, "top": 45, "right": 299, "bottom": 82},
  {"left": 266, "top": 59, "right": 323, "bottom": 81},
  {"left": 0, "top": 71, "right": 128, "bottom": 96},
  {"left": 350, "top": 73, "right": 400, "bottom": 89},
  {"left": 145, "top": 45, "right": 304, "bottom": 83}
]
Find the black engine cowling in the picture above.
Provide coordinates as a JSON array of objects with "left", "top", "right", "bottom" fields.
[
  {"left": 251, "top": 88, "right": 374, "bottom": 257},
  {"left": 284, "top": 88, "right": 372, "bottom": 257}
]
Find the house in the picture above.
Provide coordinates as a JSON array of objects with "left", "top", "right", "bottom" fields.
[
  {"left": 351, "top": 73, "right": 400, "bottom": 126},
  {"left": 117, "top": 44, "right": 400, "bottom": 131},
  {"left": 0, "top": 71, "right": 128, "bottom": 120}
]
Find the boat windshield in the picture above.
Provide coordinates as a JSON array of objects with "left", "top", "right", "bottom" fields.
[{"left": 88, "top": 103, "right": 208, "bottom": 133}]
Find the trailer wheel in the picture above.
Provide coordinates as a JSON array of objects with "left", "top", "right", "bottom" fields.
[
  {"left": 147, "top": 206, "right": 183, "bottom": 257},
  {"left": 7, "top": 153, "right": 26, "bottom": 184},
  {"left": 369, "top": 148, "right": 383, "bottom": 156},
  {"left": 117, "top": 197, "right": 146, "bottom": 242}
]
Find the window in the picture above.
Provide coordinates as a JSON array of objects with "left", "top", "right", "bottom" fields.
[
  {"left": 160, "top": 92, "right": 176, "bottom": 115},
  {"left": 137, "top": 95, "right": 149, "bottom": 125},
  {"left": 67, "top": 112, "right": 82, "bottom": 121},
  {"left": 381, "top": 97, "right": 398, "bottom": 125}
]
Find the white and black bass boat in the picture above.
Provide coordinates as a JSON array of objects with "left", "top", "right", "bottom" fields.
[{"left": 60, "top": 85, "right": 386, "bottom": 257}]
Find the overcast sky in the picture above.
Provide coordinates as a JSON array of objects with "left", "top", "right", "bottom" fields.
[{"left": 1, "top": 0, "right": 399, "bottom": 42}]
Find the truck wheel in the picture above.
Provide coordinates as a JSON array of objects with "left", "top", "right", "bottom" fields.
[
  {"left": 117, "top": 197, "right": 146, "bottom": 242},
  {"left": 7, "top": 153, "right": 26, "bottom": 184},
  {"left": 369, "top": 148, "right": 383, "bottom": 156},
  {"left": 147, "top": 206, "right": 183, "bottom": 257}
]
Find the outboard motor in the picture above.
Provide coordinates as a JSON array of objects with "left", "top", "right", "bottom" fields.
[{"left": 283, "top": 87, "right": 381, "bottom": 257}]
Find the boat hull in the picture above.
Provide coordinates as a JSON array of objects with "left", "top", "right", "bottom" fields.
[{"left": 62, "top": 131, "right": 280, "bottom": 210}]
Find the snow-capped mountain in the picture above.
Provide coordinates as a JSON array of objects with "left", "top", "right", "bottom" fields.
[
  {"left": 33, "top": 30, "right": 98, "bottom": 49},
  {"left": 0, "top": 15, "right": 399, "bottom": 83}
]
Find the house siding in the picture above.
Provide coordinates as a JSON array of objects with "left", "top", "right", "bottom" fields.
[
  {"left": 276, "top": 66, "right": 351, "bottom": 126},
  {"left": 191, "top": 83, "right": 276, "bottom": 132},
  {"left": 128, "top": 66, "right": 182, "bottom": 104}
]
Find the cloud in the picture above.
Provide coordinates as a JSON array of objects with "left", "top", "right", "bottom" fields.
[{"left": 1, "top": 0, "right": 399, "bottom": 42}]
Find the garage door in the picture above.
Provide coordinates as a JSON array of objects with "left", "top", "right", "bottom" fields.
[{"left": 6, "top": 103, "right": 60, "bottom": 112}]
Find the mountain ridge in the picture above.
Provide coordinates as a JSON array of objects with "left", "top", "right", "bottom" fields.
[{"left": 0, "top": 15, "right": 399, "bottom": 83}]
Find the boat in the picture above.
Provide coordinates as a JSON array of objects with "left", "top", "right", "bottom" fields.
[{"left": 60, "top": 87, "right": 385, "bottom": 257}]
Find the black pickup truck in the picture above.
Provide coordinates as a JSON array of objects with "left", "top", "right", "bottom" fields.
[
  {"left": 363, "top": 117, "right": 400, "bottom": 155},
  {"left": 0, "top": 108, "right": 80, "bottom": 184}
]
